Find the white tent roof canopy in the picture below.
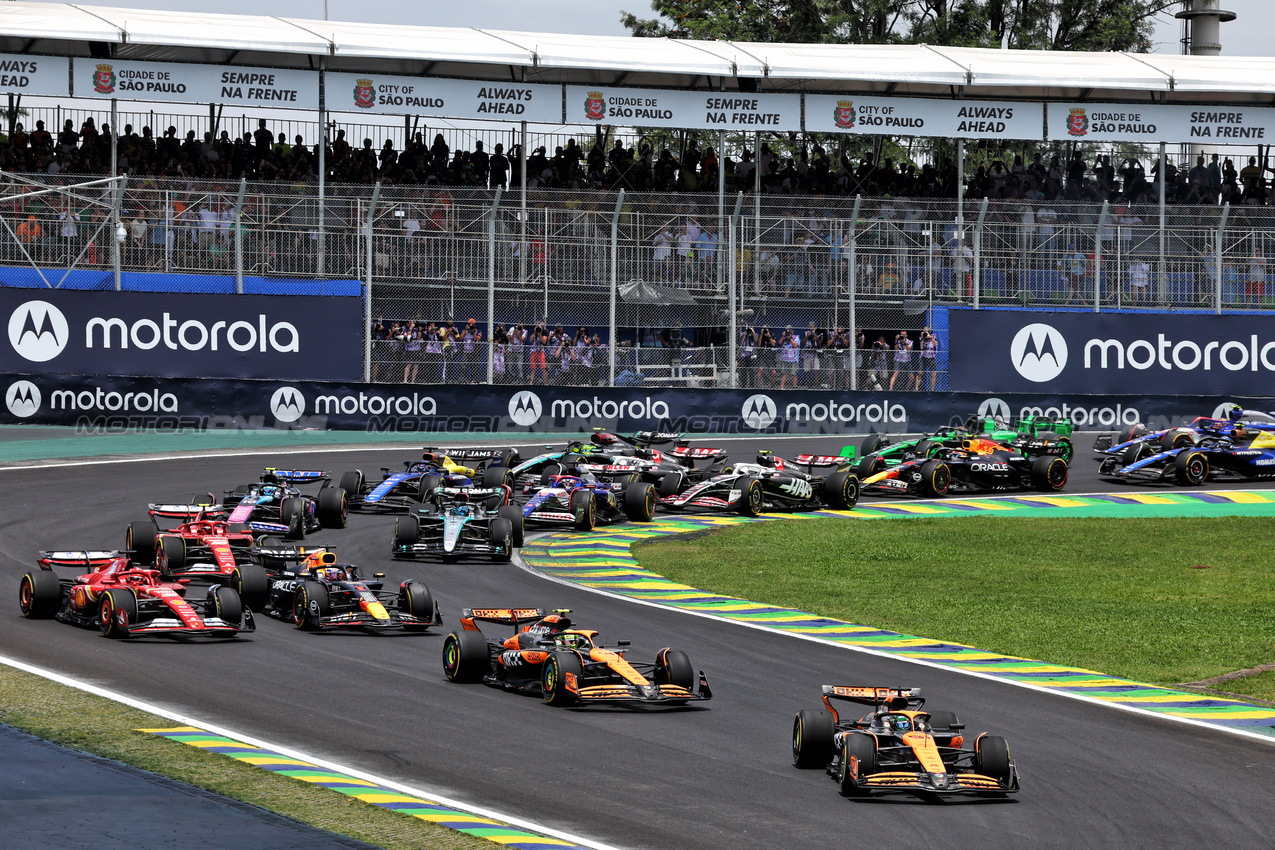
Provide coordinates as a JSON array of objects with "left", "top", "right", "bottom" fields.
[{"left": 3, "top": 1, "right": 1275, "bottom": 104}]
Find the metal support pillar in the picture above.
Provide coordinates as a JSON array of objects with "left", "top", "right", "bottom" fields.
[
  {"left": 956, "top": 139, "right": 965, "bottom": 245},
  {"left": 753, "top": 132, "right": 761, "bottom": 301},
  {"left": 608, "top": 190, "right": 625, "bottom": 387},
  {"left": 1094, "top": 200, "right": 1111, "bottom": 312},
  {"left": 1158, "top": 142, "right": 1167, "bottom": 305},
  {"left": 728, "top": 192, "right": 743, "bottom": 388},
  {"left": 1216, "top": 202, "right": 1231, "bottom": 314},
  {"left": 111, "top": 98, "right": 120, "bottom": 291},
  {"left": 486, "top": 187, "right": 503, "bottom": 383},
  {"left": 234, "top": 177, "right": 246, "bottom": 294},
  {"left": 973, "top": 197, "right": 989, "bottom": 309},
  {"left": 364, "top": 182, "right": 381, "bottom": 383},
  {"left": 519, "top": 120, "right": 528, "bottom": 297},
  {"left": 317, "top": 60, "right": 327, "bottom": 278},
  {"left": 849, "top": 194, "right": 861, "bottom": 392}
]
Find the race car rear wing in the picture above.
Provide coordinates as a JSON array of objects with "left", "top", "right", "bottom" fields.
[
  {"left": 261, "top": 468, "right": 331, "bottom": 485},
  {"left": 38, "top": 550, "right": 131, "bottom": 572},
  {"left": 457, "top": 607, "right": 550, "bottom": 631},
  {"left": 146, "top": 500, "right": 228, "bottom": 525},
  {"left": 669, "top": 445, "right": 726, "bottom": 461},
  {"left": 793, "top": 454, "right": 847, "bottom": 469},
  {"left": 426, "top": 446, "right": 521, "bottom": 466},
  {"left": 820, "top": 686, "right": 924, "bottom": 721},
  {"left": 250, "top": 544, "right": 337, "bottom": 569},
  {"left": 594, "top": 430, "right": 682, "bottom": 448}
]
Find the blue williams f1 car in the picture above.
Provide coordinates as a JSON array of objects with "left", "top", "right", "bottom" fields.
[{"left": 1097, "top": 426, "right": 1275, "bottom": 485}]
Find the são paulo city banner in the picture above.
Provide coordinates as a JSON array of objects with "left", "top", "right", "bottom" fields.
[
  {"left": 0, "top": 54, "right": 69, "bottom": 97},
  {"left": 326, "top": 73, "right": 560, "bottom": 123},
  {"left": 806, "top": 95, "right": 1043, "bottom": 140},
  {"left": 1047, "top": 102, "right": 1275, "bottom": 144},
  {"left": 565, "top": 86, "right": 802, "bottom": 131},
  {"left": 73, "top": 58, "right": 317, "bottom": 108}
]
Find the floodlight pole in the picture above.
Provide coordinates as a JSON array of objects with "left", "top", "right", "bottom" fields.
[
  {"left": 729, "top": 191, "right": 743, "bottom": 388},
  {"left": 973, "top": 197, "right": 989, "bottom": 309},
  {"left": 487, "top": 187, "right": 503, "bottom": 383},
  {"left": 1094, "top": 200, "right": 1110, "bottom": 312},
  {"left": 849, "top": 194, "right": 861, "bottom": 392},
  {"left": 364, "top": 182, "right": 381, "bottom": 382},
  {"left": 608, "top": 189, "right": 624, "bottom": 387}
]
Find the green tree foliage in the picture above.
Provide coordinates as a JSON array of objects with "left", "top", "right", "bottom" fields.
[{"left": 621, "top": 1, "right": 1181, "bottom": 53}]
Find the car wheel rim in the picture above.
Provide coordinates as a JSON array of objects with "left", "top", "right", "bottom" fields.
[
  {"left": 100, "top": 599, "right": 112, "bottom": 628},
  {"left": 444, "top": 642, "right": 457, "bottom": 673},
  {"left": 19, "top": 579, "right": 31, "bottom": 611}
]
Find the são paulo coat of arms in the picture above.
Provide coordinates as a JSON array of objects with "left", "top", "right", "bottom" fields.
[
  {"left": 834, "top": 100, "right": 855, "bottom": 130},
  {"left": 1066, "top": 107, "right": 1088, "bottom": 137},
  {"left": 92, "top": 64, "right": 116, "bottom": 95},
  {"left": 584, "top": 91, "right": 606, "bottom": 122},
  {"left": 354, "top": 79, "right": 376, "bottom": 109}
]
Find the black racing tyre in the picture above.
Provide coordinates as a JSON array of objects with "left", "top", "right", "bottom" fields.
[
  {"left": 339, "top": 470, "right": 364, "bottom": 497},
  {"left": 539, "top": 463, "right": 564, "bottom": 487},
  {"left": 280, "top": 497, "right": 306, "bottom": 540},
  {"left": 399, "top": 580, "right": 436, "bottom": 629},
  {"left": 497, "top": 506, "right": 525, "bottom": 547},
  {"left": 919, "top": 460, "right": 951, "bottom": 497},
  {"left": 209, "top": 585, "right": 243, "bottom": 625},
  {"left": 855, "top": 455, "right": 886, "bottom": 479},
  {"left": 496, "top": 448, "right": 518, "bottom": 468},
  {"left": 229, "top": 564, "right": 269, "bottom": 612},
  {"left": 623, "top": 482, "right": 656, "bottom": 522},
  {"left": 542, "top": 652, "right": 583, "bottom": 706},
  {"left": 19, "top": 569, "right": 61, "bottom": 619},
  {"left": 570, "top": 490, "right": 596, "bottom": 531},
  {"left": 99, "top": 587, "right": 138, "bottom": 638},
  {"left": 483, "top": 467, "right": 513, "bottom": 489},
  {"left": 1118, "top": 423, "right": 1149, "bottom": 445},
  {"left": 838, "top": 733, "right": 877, "bottom": 796},
  {"left": 443, "top": 629, "right": 493, "bottom": 683},
  {"left": 293, "top": 581, "right": 329, "bottom": 630},
  {"left": 925, "top": 710, "right": 962, "bottom": 732},
  {"left": 1174, "top": 450, "right": 1209, "bottom": 486},
  {"left": 915, "top": 439, "right": 942, "bottom": 459},
  {"left": 317, "top": 488, "right": 349, "bottom": 529},
  {"left": 823, "top": 471, "right": 860, "bottom": 510},
  {"left": 1120, "top": 440, "right": 1150, "bottom": 468},
  {"left": 1030, "top": 456, "right": 1069, "bottom": 492},
  {"left": 156, "top": 535, "right": 186, "bottom": 576},
  {"left": 490, "top": 518, "right": 514, "bottom": 562},
  {"left": 394, "top": 515, "right": 421, "bottom": 547},
  {"left": 859, "top": 434, "right": 887, "bottom": 459},
  {"left": 976, "top": 735, "right": 1013, "bottom": 784},
  {"left": 792, "top": 709, "right": 835, "bottom": 769},
  {"left": 657, "top": 472, "right": 683, "bottom": 498},
  {"left": 653, "top": 648, "right": 695, "bottom": 690},
  {"left": 126, "top": 521, "right": 156, "bottom": 565},
  {"left": 736, "top": 478, "right": 765, "bottom": 517},
  {"left": 416, "top": 473, "right": 443, "bottom": 501},
  {"left": 1161, "top": 428, "right": 1195, "bottom": 451}
]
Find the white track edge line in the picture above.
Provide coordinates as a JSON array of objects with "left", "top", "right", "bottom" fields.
[
  {"left": 0, "top": 653, "right": 624, "bottom": 850},
  {"left": 513, "top": 547, "right": 1275, "bottom": 747}
]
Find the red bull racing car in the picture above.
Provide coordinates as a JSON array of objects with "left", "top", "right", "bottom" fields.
[
  {"left": 125, "top": 503, "right": 271, "bottom": 611},
  {"left": 19, "top": 550, "right": 254, "bottom": 640},
  {"left": 441, "top": 608, "right": 712, "bottom": 707},
  {"left": 861, "top": 440, "right": 1067, "bottom": 497},
  {"left": 792, "top": 686, "right": 1019, "bottom": 798}
]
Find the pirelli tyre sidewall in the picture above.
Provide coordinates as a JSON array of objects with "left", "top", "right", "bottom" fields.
[
  {"left": 919, "top": 460, "right": 951, "bottom": 497},
  {"left": 543, "top": 651, "right": 582, "bottom": 706},
  {"left": 99, "top": 587, "right": 138, "bottom": 638},
  {"left": 1175, "top": 450, "right": 1209, "bottom": 486},
  {"left": 838, "top": 733, "right": 876, "bottom": 797},
  {"left": 737, "top": 477, "right": 764, "bottom": 517}
]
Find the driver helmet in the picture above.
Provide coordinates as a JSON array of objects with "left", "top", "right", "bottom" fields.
[
  {"left": 756, "top": 452, "right": 776, "bottom": 467},
  {"left": 321, "top": 566, "right": 346, "bottom": 582},
  {"left": 1226, "top": 404, "right": 1245, "bottom": 422},
  {"left": 556, "top": 632, "right": 588, "bottom": 650},
  {"left": 889, "top": 715, "right": 912, "bottom": 733},
  {"left": 453, "top": 504, "right": 471, "bottom": 517},
  {"left": 259, "top": 484, "right": 277, "bottom": 497}
]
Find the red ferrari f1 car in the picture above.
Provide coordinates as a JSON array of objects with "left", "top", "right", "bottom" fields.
[
  {"left": 19, "top": 551, "right": 255, "bottom": 639},
  {"left": 792, "top": 686, "right": 1018, "bottom": 798}
]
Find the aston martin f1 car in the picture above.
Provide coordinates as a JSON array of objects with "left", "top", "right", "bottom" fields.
[
  {"left": 792, "top": 686, "right": 1019, "bottom": 798},
  {"left": 393, "top": 485, "right": 523, "bottom": 561},
  {"left": 441, "top": 608, "right": 712, "bottom": 707},
  {"left": 657, "top": 451, "right": 860, "bottom": 515},
  {"left": 19, "top": 551, "right": 254, "bottom": 639},
  {"left": 1097, "top": 427, "right": 1275, "bottom": 485},
  {"left": 520, "top": 474, "right": 656, "bottom": 529},
  {"left": 861, "top": 441, "right": 1067, "bottom": 497},
  {"left": 125, "top": 503, "right": 271, "bottom": 611},
  {"left": 223, "top": 469, "right": 348, "bottom": 538},
  {"left": 260, "top": 547, "right": 441, "bottom": 632},
  {"left": 341, "top": 446, "right": 520, "bottom": 512}
]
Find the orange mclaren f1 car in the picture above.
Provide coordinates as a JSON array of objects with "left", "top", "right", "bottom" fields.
[
  {"left": 792, "top": 686, "right": 1019, "bottom": 798},
  {"left": 441, "top": 608, "right": 711, "bottom": 707}
]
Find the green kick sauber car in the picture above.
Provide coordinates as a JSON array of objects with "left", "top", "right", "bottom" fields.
[{"left": 844, "top": 414, "right": 1075, "bottom": 478}]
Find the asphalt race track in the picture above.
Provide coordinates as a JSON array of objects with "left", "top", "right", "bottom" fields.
[{"left": 3, "top": 433, "right": 1274, "bottom": 849}]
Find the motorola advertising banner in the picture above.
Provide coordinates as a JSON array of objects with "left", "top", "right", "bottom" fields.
[
  {"left": 948, "top": 308, "right": 1275, "bottom": 396},
  {"left": 2, "top": 290, "right": 362, "bottom": 381},
  {"left": 805, "top": 96, "right": 1042, "bottom": 140},
  {"left": 3, "top": 373, "right": 1261, "bottom": 435}
]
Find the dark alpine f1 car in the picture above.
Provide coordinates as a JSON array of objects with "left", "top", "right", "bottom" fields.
[
  {"left": 792, "top": 686, "right": 1019, "bottom": 798},
  {"left": 223, "top": 469, "right": 348, "bottom": 539},
  {"left": 393, "top": 485, "right": 524, "bottom": 561},
  {"left": 19, "top": 550, "right": 254, "bottom": 639},
  {"left": 657, "top": 451, "right": 860, "bottom": 515},
  {"left": 260, "top": 547, "right": 441, "bottom": 633},
  {"left": 125, "top": 503, "right": 271, "bottom": 611},
  {"left": 861, "top": 441, "right": 1067, "bottom": 497},
  {"left": 341, "top": 446, "right": 519, "bottom": 512},
  {"left": 441, "top": 608, "right": 712, "bottom": 707}
]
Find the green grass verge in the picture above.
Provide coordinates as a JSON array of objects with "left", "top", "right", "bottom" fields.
[
  {"left": 633, "top": 516, "right": 1275, "bottom": 686},
  {"left": 0, "top": 664, "right": 490, "bottom": 850},
  {"left": 1220, "top": 671, "right": 1275, "bottom": 704}
]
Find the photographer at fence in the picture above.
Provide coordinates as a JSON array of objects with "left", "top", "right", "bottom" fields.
[
  {"left": 889, "top": 330, "right": 914, "bottom": 391},
  {"left": 919, "top": 327, "right": 939, "bottom": 391}
]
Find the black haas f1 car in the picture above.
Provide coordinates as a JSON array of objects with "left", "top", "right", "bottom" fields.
[
  {"left": 442, "top": 608, "right": 712, "bottom": 707},
  {"left": 259, "top": 547, "right": 441, "bottom": 633},
  {"left": 393, "top": 485, "right": 524, "bottom": 561},
  {"left": 19, "top": 551, "right": 254, "bottom": 640},
  {"left": 861, "top": 440, "right": 1067, "bottom": 497},
  {"left": 658, "top": 450, "right": 860, "bottom": 515},
  {"left": 222, "top": 468, "right": 348, "bottom": 539},
  {"left": 125, "top": 502, "right": 271, "bottom": 612},
  {"left": 341, "top": 446, "right": 520, "bottom": 512},
  {"left": 792, "top": 686, "right": 1019, "bottom": 798}
]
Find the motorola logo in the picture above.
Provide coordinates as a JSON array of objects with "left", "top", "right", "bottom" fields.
[
  {"left": 1010, "top": 323, "right": 1068, "bottom": 383},
  {"left": 9, "top": 300, "right": 69, "bottom": 362},
  {"left": 977, "top": 397, "right": 1012, "bottom": 423},
  {"left": 5, "top": 380, "right": 41, "bottom": 417},
  {"left": 741, "top": 393, "right": 777, "bottom": 430},
  {"left": 509, "top": 390, "right": 543, "bottom": 426},
  {"left": 270, "top": 386, "right": 306, "bottom": 423}
]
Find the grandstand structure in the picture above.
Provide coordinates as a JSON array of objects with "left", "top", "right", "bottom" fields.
[{"left": 1, "top": 2, "right": 1271, "bottom": 390}]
